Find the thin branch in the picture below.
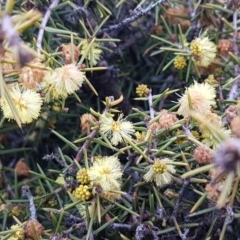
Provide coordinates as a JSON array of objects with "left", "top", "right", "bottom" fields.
[
  {"left": 148, "top": 89, "right": 155, "bottom": 119},
  {"left": 37, "top": 0, "right": 60, "bottom": 54},
  {"left": 228, "top": 10, "right": 240, "bottom": 100},
  {"left": 75, "top": 129, "right": 97, "bottom": 162},
  {"left": 101, "top": 0, "right": 166, "bottom": 34},
  {"left": 50, "top": 222, "right": 86, "bottom": 240},
  {"left": 170, "top": 178, "right": 190, "bottom": 221},
  {"left": 22, "top": 186, "right": 37, "bottom": 220}
]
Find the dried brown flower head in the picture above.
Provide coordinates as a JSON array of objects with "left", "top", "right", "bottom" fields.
[
  {"left": 165, "top": 7, "right": 189, "bottom": 29},
  {"left": 217, "top": 39, "right": 232, "bottom": 56},
  {"left": 149, "top": 122, "right": 160, "bottom": 133},
  {"left": 80, "top": 113, "right": 97, "bottom": 134},
  {"left": 205, "top": 182, "right": 223, "bottom": 201},
  {"left": 214, "top": 138, "right": 240, "bottom": 172},
  {"left": 61, "top": 43, "right": 80, "bottom": 64},
  {"left": 150, "top": 25, "right": 163, "bottom": 35},
  {"left": 158, "top": 109, "right": 178, "bottom": 129},
  {"left": 25, "top": 220, "right": 44, "bottom": 238},
  {"left": 230, "top": 116, "right": 240, "bottom": 137},
  {"left": 193, "top": 145, "right": 214, "bottom": 165},
  {"left": 225, "top": 105, "right": 238, "bottom": 123},
  {"left": 15, "top": 158, "right": 30, "bottom": 177},
  {"left": 19, "top": 58, "right": 46, "bottom": 89}
]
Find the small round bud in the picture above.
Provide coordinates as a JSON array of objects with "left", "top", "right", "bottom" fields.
[
  {"left": 61, "top": 43, "right": 80, "bottom": 64},
  {"left": 158, "top": 109, "right": 178, "bottom": 129},
  {"left": 80, "top": 113, "right": 97, "bottom": 134},
  {"left": 72, "top": 185, "right": 91, "bottom": 201},
  {"left": 15, "top": 158, "right": 30, "bottom": 177},
  {"left": 25, "top": 220, "right": 44, "bottom": 238},
  {"left": 136, "top": 84, "right": 149, "bottom": 97},
  {"left": 217, "top": 39, "right": 232, "bottom": 56},
  {"left": 150, "top": 25, "right": 163, "bottom": 35},
  {"left": 205, "top": 183, "right": 223, "bottom": 201},
  {"left": 193, "top": 145, "right": 213, "bottom": 165},
  {"left": 174, "top": 56, "right": 187, "bottom": 70},
  {"left": 76, "top": 168, "right": 90, "bottom": 184},
  {"left": 149, "top": 122, "right": 160, "bottom": 133}
]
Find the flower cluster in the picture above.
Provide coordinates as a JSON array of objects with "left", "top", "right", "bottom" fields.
[
  {"left": 177, "top": 81, "right": 231, "bottom": 148},
  {"left": 73, "top": 156, "right": 123, "bottom": 202},
  {"left": 76, "top": 168, "right": 90, "bottom": 184},
  {"left": 177, "top": 81, "right": 216, "bottom": 118},
  {"left": 42, "top": 64, "right": 85, "bottom": 102},
  {"left": 190, "top": 37, "right": 217, "bottom": 67},
  {"left": 136, "top": 84, "right": 149, "bottom": 97},
  {"left": 100, "top": 114, "right": 135, "bottom": 146},
  {"left": 144, "top": 158, "right": 176, "bottom": 187},
  {"left": 72, "top": 185, "right": 91, "bottom": 201},
  {"left": 0, "top": 84, "right": 42, "bottom": 124},
  {"left": 174, "top": 56, "right": 187, "bottom": 70},
  {"left": 19, "top": 58, "right": 46, "bottom": 89},
  {"left": 88, "top": 156, "right": 122, "bottom": 192}
]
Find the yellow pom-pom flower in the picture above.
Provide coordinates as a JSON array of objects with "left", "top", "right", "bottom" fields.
[
  {"left": 144, "top": 158, "right": 176, "bottom": 187},
  {"left": 73, "top": 185, "right": 91, "bottom": 201},
  {"left": 100, "top": 114, "right": 135, "bottom": 146},
  {"left": 174, "top": 56, "right": 187, "bottom": 70},
  {"left": 88, "top": 156, "right": 122, "bottom": 192},
  {"left": 42, "top": 64, "right": 85, "bottom": 102},
  {"left": 190, "top": 37, "right": 216, "bottom": 67},
  {"left": 136, "top": 84, "right": 149, "bottom": 97},
  {"left": 9, "top": 224, "right": 24, "bottom": 240},
  {"left": 177, "top": 81, "right": 216, "bottom": 118},
  {"left": 76, "top": 168, "right": 90, "bottom": 184},
  {"left": 0, "top": 84, "right": 42, "bottom": 124}
]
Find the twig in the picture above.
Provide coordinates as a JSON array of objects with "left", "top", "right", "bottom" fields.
[
  {"left": 135, "top": 223, "right": 158, "bottom": 240},
  {"left": 111, "top": 223, "right": 135, "bottom": 231},
  {"left": 75, "top": 98, "right": 113, "bottom": 163},
  {"left": 101, "top": 0, "right": 166, "bottom": 34},
  {"left": 228, "top": 10, "right": 240, "bottom": 100},
  {"left": 43, "top": 182, "right": 73, "bottom": 203},
  {"left": 182, "top": 124, "right": 192, "bottom": 137},
  {"left": 170, "top": 178, "right": 190, "bottom": 221},
  {"left": 186, "top": 1, "right": 201, "bottom": 42},
  {"left": 75, "top": 130, "right": 97, "bottom": 162},
  {"left": 148, "top": 89, "right": 155, "bottom": 119},
  {"left": 50, "top": 222, "right": 86, "bottom": 240},
  {"left": 37, "top": 0, "right": 60, "bottom": 54},
  {"left": 22, "top": 186, "right": 37, "bottom": 220}
]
